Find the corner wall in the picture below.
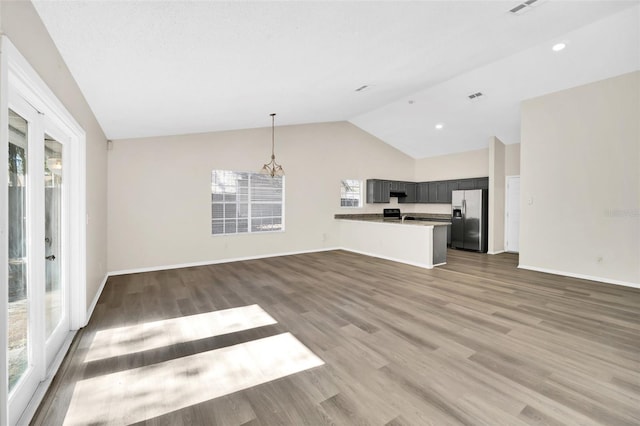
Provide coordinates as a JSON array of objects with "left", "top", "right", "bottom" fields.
[
  {"left": 505, "top": 143, "right": 520, "bottom": 176},
  {"left": 520, "top": 71, "right": 640, "bottom": 286}
]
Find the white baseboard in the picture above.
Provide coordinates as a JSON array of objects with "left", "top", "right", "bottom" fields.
[
  {"left": 518, "top": 264, "right": 640, "bottom": 289},
  {"left": 340, "top": 247, "right": 433, "bottom": 269},
  {"left": 85, "top": 273, "right": 109, "bottom": 326},
  {"left": 108, "top": 247, "right": 342, "bottom": 277},
  {"left": 488, "top": 250, "right": 506, "bottom": 255}
]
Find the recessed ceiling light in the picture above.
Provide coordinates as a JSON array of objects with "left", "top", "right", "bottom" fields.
[
  {"left": 552, "top": 42, "right": 566, "bottom": 52},
  {"left": 435, "top": 123, "right": 444, "bottom": 130}
]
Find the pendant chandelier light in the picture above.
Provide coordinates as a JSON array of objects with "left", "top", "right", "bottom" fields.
[{"left": 261, "top": 113, "right": 284, "bottom": 177}]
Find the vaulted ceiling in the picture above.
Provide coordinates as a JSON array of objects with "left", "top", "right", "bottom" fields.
[{"left": 33, "top": 0, "right": 639, "bottom": 158}]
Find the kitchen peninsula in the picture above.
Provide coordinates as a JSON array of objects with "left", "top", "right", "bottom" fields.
[{"left": 335, "top": 213, "right": 450, "bottom": 269}]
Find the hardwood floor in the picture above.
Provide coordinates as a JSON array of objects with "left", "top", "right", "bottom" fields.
[{"left": 32, "top": 249, "right": 640, "bottom": 425}]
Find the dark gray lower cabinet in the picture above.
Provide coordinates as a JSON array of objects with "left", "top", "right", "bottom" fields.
[
  {"left": 366, "top": 179, "right": 390, "bottom": 203},
  {"left": 433, "top": 226, "right": 447, "bottom": 265}
]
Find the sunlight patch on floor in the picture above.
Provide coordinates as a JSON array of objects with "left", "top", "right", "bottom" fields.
[
  {"left": 64, "top": 332, "right": 324, "bottom": 425},
  {"left": 85, "top": 304, "right": 278, "bottom": 362}
]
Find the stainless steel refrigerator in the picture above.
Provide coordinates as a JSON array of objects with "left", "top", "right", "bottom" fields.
[{"left": 451, "top": 189, "right": 488, "bottom": 252}]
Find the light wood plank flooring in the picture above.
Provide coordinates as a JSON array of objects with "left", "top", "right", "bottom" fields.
[{"left": 32, "top": 250, "right": 640, "bottom": 425}]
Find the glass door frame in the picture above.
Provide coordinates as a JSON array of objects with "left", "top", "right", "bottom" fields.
[
  {"left": 6, "top": 88, "right": 46, "bottom": 426},
  {"left": 1, "top": 35, "right": 87, "bottom": 426},
  {"left": 42, "top": 118, "right": 71, "bottom": 370}
]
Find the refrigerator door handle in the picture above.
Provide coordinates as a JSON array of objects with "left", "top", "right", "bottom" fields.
[{"left": 462, "top": 199, "right": 466, "bottom": 215}]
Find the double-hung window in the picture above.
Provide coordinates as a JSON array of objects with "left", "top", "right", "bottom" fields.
[
  {"left": 340, "top": 179, "right": 362, "bottom": 208},
  {"left": 211, "top": 170, "right": 284, "bottom": 235}
]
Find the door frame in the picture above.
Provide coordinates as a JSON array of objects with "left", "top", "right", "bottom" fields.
[{"left": 1, "top": 35, "right": 87, "bottom": 426}]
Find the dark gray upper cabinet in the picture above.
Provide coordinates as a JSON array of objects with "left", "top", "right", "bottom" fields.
[
  {"left": 424, "top": 181, "right": 450, "bottom": 203},
  {"left": 366, "top": 177, "right": 488, "bottom": 204},
  {"left": 458, "top": 177, "right": 488, "bottom": 191},
  {"left": 435, "top": 181, "right": 448, "bottom": 203},
  {"left": 399, "top": 182, "right": 417, "bottom": 203},
  {"left": 446, "top": 181, "right": 459, "bottom": 203},
  {"left": 417, "top": 182, "right": 429, "bottom": 203},
  {"left": 427, "top": 182, "right": 438, "bottom": 203},
  {"left": 366, "top": 179, "right": 390, "bottom": 203},
  {"left": 457, "top": 178, "right": 476, "bottom": 190},
  {"left": 389, "top": 180, "right": 400, "bottom": 191},
  {"left": 474, "top": 177, "right": 489, "bottom": 190}
]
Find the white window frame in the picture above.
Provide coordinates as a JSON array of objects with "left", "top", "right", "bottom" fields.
[
  {"left": 211, "top": 170, "right": 285, "bottom": 236},
  {"left": 340, "top": 179, "right": 363, "bottom": 208}
]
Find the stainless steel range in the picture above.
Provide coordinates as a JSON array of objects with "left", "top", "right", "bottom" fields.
[{"left": 383, "top": 208, "right": 401, "bottom": 220}]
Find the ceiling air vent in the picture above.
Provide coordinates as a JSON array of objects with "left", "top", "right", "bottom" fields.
[
  {"left": 468, "top": 92, "right": 484, "bottom": 101},
  {"left": 509, "top": 0, "right": 542, "bottom": 15}
]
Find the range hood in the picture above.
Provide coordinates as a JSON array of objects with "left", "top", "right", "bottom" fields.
[{"left": 390, "top": 190, "right": 407, "bottom": 197}]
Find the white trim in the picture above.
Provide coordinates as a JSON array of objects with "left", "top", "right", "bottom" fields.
[
  {"left": 0, "top": 35, "right": 10, "bottom": 426},
  {"left": 16, "top": 330, "right": 76, "bottom": 426},
  {"left": 487, "top": 250, "right": 506, "bottom": 255},
  {"left": 85, "top": 274, "right": 109, "bottom": 325},
  {"left": 518, "top": 264, "right": 640, "bottom": 289},
  {"left": 108, "top": 247, "right": 342, "bottom": 276}
]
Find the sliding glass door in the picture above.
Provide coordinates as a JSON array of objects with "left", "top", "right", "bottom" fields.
[{"left": 7, "top": 93, "right": 70, "bottom": 425}]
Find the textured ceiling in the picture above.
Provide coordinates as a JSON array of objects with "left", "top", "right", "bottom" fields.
[{"left": 33, "top": 0, "right": 640, "bottom": 158}]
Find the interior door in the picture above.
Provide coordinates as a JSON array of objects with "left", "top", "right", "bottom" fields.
[{"left": 505, "top": 176, "right": 520, "bottom": 252}]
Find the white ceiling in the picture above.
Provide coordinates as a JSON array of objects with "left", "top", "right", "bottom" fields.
[{"left": 33, "top": 0, "right": 640, "bottom": 158}]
